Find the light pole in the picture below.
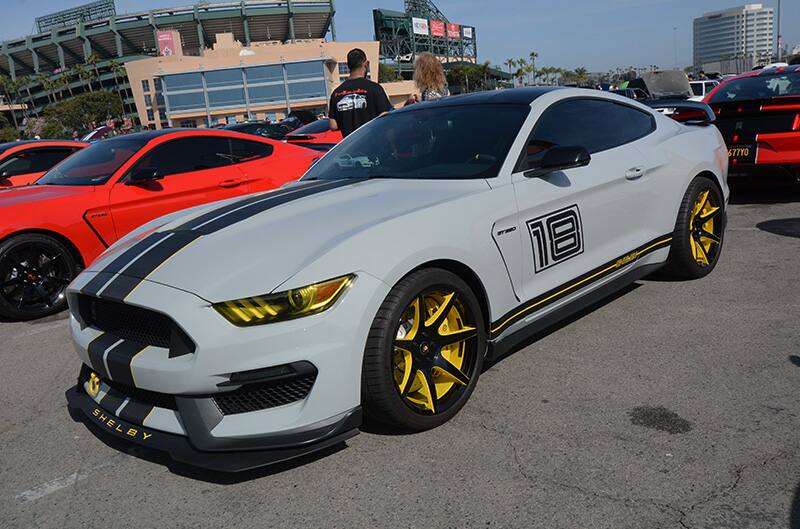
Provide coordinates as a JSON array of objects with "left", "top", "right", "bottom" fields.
[
  {"left": 673, "top": 26, "right": 678, "bottom": 69},
  {"left": 776, "top": 0, "right": 782, "bottom": 61}
]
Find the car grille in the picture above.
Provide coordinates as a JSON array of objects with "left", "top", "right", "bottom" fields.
[
  {"left": 105, "top": 378, "right": 179, "bottom": 411},
  {"left": 77, "top": 294, "right": 195, "bottom": 357},
  {"left": 213, "top": 373, "right": 317, "bottom": 415}
]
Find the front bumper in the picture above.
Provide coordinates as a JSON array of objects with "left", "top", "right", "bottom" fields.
[{"left": 66, "top": 369, "right": 361, "bottom": 472}]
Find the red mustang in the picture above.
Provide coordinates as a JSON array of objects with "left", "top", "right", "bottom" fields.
[
  {"left": 704, "top": 65, "right": 800, "bottom": 179},
  {"left": 284, "top": 119, "right": 342, "bottom": 152},
  {"left": 0, "top": 129, "right": 318, "bottom": 320},
  {"left": 0, "top": 140, "right": 88, "bottom": 188}
]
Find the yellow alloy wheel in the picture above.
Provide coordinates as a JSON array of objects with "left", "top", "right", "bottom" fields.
[
  {"left": 392, "top": 290, "right": 477, "bottom": 414},
  {"left": 688, "top": 189, "right": 722, "bottom": 266}
]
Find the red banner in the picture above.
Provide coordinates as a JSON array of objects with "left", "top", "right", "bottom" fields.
[
  {"left": 157, "top": 31, "right": 175, "bottom": 56},
  {"left": 430, "top": 20, "right": 445, "bottom": 38},
  {"left": 447, "top": 23, "right": 461, "bottom": 39}
]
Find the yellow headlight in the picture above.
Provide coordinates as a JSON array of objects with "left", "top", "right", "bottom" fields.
[{"left": 213, "top": 274, "right": 354, "bottom": 326}]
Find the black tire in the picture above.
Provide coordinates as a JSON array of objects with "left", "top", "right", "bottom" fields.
[
  {"left": 664, "top": 176, "right": 725, "bottom": 279},
  {"left": 361, "top": 268, "right": 486, "bottom": 431},
  {"left": 0, "top": 233, "right": 78, "bottom": 320}
]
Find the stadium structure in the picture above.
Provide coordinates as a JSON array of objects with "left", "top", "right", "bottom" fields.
[
  {"left": 373, "top": 0, "right": 477, "bottom": 75},
  {"left": 0, "top": 0, "right": 337, "bottom": 125}
]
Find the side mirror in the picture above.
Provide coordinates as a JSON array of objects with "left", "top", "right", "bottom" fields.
[
  {"left": 0, "top": 170, "right": 10, "bottom": 179},
  {"left": 127, "top": 167, "right": 162, "bottom": 184},
  {"left": 525, "top": 145, "right": 591, "bottom": 177}
]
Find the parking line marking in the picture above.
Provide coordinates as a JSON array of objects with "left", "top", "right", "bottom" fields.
[{"left": 14, "top": 457, "right": 122, "bottom": 503}]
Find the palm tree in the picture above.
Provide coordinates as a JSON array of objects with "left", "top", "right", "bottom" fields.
[
  {"left": 0, "top": 75, "right": 20, "bottom": 128},
  {"left": 574, "top": 67, "right": 589, "bottom": 86},
  {"left": 86, "top": 53, "right": 101, "bottom": 91},
  {"left": 528, "top": 51, "right": 538, "bottom": 84},
  {"left": 16, "top": 75, "right": 38, "bottom": 118},
  {"left": 73, "top": 64, "right": 93, "bottom": 93}
]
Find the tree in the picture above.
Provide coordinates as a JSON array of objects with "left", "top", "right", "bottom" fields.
[
  {"left": 378, "top": 63, "right": 401, "bottom": 83},
  {"left": 43, "top": 90, "right": 123, "bottom": 133},
  {"left": 528, "top": 51, "right": 538, "bottom": 85},
  {"left": 86, "top": 53, "right": 102, "bottom": 91},
  {"left": 16, "top": 75, "right": 38, "bottom": 118},
  {"left": 0, "top": 75, "right": 19, "bottom": 128},
  {"left": 573, "top": 67, "right": 589, "bottom": 86}
]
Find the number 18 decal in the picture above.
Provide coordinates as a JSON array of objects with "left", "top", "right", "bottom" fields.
[{"left": 527, "top": 204, "right": 584, "bottom": 273}]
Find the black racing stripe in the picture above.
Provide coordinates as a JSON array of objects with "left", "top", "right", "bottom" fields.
[
  {"left": 118, "top": 400, "right": 154, "bottom": 425},
  {"left": 99, "top": 387, "right": 126, "bottom": 413},
  {"left": 106, "top": 340, "right": 148, "bottom": 387},
  {"left": 86, "top": 333, "right": 117, "bottom": 379},
  {"left": 490, "top": 234, "right": 673, "bottom": 338},
  {"left": 189, "top": 179, "right": 357, "bottom": 234},
  {"left": 81, "top": 231, "right": 171, "bottom": 295},
  {"left": 98, "top": 231, "right": 202, "bottom": 301},
  {"left": 177, "top": 179, "right": 329, "bottom": 232}
]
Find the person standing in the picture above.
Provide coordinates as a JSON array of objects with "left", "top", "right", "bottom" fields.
[
  {"left": 328, "top": 48, "right": 391, "bottom": 138},
  {"left": 413, "top": 52, "right": 450, "bottom": 102}
]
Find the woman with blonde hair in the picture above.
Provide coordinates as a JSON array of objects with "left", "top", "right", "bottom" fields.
[{"left": 410, "top": 52, "right": 450, "bottom": 103}]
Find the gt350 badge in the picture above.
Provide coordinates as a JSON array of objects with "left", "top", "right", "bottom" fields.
[{"left": 527, "top": 205, "right": 584, "bottom": 273}]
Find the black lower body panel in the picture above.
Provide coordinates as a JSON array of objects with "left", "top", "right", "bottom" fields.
[{"left": 66, "top": 385, "right": 361, "bottom": 473}]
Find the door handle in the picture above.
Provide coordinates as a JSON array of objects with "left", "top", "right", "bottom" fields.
[
  {"left": 624, "top": 166, "right": 645, "bottom": 180},
  {"left": 218, "top": 178, "right": 244, "bottom": 188}
]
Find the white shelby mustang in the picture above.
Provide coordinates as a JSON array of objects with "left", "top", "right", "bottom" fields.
[{"left": 66, "top": 88, "right": 728, "bottom": 471}]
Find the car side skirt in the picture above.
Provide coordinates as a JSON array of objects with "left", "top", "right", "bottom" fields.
[{"left": 487, "top": 261, "right": 665, "bottom": 364}]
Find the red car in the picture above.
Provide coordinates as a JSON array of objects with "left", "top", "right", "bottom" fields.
[
  {"left": 284, "top": 119, "right": 342, "bottom": 152},
  {"left": 0, "top": 129, "right": 318, "bottom": 320},
  {"left": 704, "top": 65, "right": 800, "bottom": 178},
  {"left": 0, "top": 140, "right": 88, "bottom": 188}
]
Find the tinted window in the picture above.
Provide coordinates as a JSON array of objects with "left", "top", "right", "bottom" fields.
[
  {"left": 304, "top": 104, "right": 530, "bottom": 181},
  {"left": 229, "top": 138, "right": 274, "bottom": 162},
  {"left": 37, "top": 138, "right": 147, "bottom": 186},
  {"left": 709, "top": 73, "right": 800, "bottom": 103},
  {"left": 0, "top": 148, "right": 74, "bottom": 176},
  {"left": 133, "top": 137, "right": 232, "bottom": 177},
  {"left": 205, "top": 69, "right": 243, "bottom": 88},
  {"left": 522, "top": 99, "right": 654, "bottom": 169},
  {"left": 691, "top": 83, "right": 704, "bottom": 96}
]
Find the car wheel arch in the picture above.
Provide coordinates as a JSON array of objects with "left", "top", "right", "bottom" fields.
[
  {"left": 0, "top": 229, "right": 85, "bottom": 269},
  {"left": 402, "top": 259, "right": 492, "bottom": 339}
]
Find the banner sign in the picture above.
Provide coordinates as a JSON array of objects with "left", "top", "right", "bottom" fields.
[
  {"left": 412, "top": 17, "right": 429, "bottom": 36},
  {"left": 447, "top": 23, "right": 461, "bottom": 39},
  {"left": 157, "top": 31, "right": 175, "bottom": 56},
  {"left": 463, "top": 26, "right": 474, "bottom": 39},
  {"left": 430, "top": 20, "right": 446, "bottom": 38}
]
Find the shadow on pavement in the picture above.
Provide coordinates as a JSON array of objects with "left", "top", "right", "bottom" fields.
[
  {"left": 729, "top": 179, "right": 800, "bottom": 205},
  {"left": 485, "top": 282, "right": 640, "bottom": 369},
  {"left": 757, "top": 218, "right": 800, "bottom": 239}
]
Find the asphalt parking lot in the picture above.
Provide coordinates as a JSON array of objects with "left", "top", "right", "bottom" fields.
[{"left": 1, "top": 180, "right": 799, "bottom": 529}]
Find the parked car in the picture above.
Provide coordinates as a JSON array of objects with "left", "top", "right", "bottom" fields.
[
  {"left": 704, "top": 64, "right": 800, "bottom": 179},
  {"left": 610, "top": 88, "right": 649, "bottom": 100},
  {"left": 284, "top": 119, "right": 343, "bottom": 152},
  {"left": 223, "top": 121, "right": 288, "bottom": 140},
  {"left": 65, "top": 88, "right": 727, "bottom": 471},
  {"left": 0, "top": 129, "right": 319, "bottom": 321},
  {"left": 689, "top": 80, "right": 719, "bottom": 101},
  {"left": 0, "top": 140, "right": 88, "bottom": 188}
]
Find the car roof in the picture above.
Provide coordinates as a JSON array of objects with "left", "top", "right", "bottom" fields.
[
  {"left": 395, "top": 87, "right": 565, "bottom": 113},
  {"left": 0, "top": 139, "right": 87, "bottom": 155},
  {"left": 728, "top": 64, "right": 800, "bottom": 81}
]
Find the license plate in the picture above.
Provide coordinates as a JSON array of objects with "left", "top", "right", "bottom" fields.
[{"left": 728, "top": 144, "right": 755, "bottom": 163}]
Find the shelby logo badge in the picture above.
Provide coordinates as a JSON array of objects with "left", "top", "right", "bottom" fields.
[
  {"left": 527, "top": 205, "right": 584, "bottom": 273},
  {"left": 92, "top": 408, "right": 153, "bottom": 441},
  {"left": 87, "top": 372, "right": 101, "bottom": 398}
]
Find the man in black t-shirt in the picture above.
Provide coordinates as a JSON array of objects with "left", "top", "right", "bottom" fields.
[{"left": 329, "top": 48, "right": 391, "bottom": 138}]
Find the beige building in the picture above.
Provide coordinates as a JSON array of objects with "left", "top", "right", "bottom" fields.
[{"left": 124, "top": 33, "right": 417, "bottom": 128}]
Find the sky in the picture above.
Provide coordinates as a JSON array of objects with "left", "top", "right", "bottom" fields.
[{"left": 0, "top": 0, "right": 796, "bottom": 72}]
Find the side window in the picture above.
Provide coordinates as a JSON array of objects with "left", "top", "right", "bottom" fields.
[
  {"left": 0, "top": 148, "right": 75, "bottom": 176},
  {"left": 520, "top": 99, "right": 654, "bottom": 170},
  {"left": 229, "top": 138, "right": 274, "bottom": 163},
  {"left": 134, "top": 137, "right": 232, "bottom": 177}
]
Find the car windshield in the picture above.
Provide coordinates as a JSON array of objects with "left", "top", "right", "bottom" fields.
[
  {"left": 37, "top": 137, "right": 148, "bottom": 186},
  {"left": 304, "top": 104, "right": 529, "bottom": 180},
  {"left": 709, "top": 72, "right": 800, "bottom": 103}
]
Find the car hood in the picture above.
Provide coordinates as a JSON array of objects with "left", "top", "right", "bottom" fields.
[
  {"left": 0, "top": 184, "right": 94, "bottom": 208},
  {"left": 87, "top": 178, "right": 488, "bottom": 301}
]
